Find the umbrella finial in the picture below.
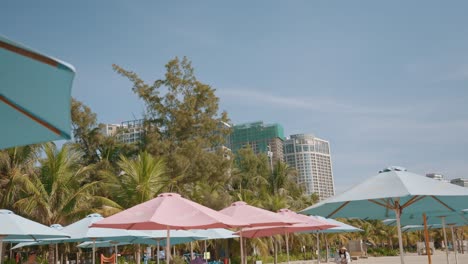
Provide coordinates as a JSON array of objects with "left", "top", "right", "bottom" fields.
[
  {"left": 380, "top": 166, "right": 407, "bottom": 173},
  {"left": 231, "top": 201, "right": 247, "bottom": 206},
  {"left": 87, "top": 213, "right": 103, "bottom": 218},
  {"left": 158, "top": 193, "right": 181, "bottom": 198}
]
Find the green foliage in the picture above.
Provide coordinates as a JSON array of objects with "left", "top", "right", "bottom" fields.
[
  {"left": 113, "top": 57, "right": 232, "bottom": 203},
  {"left": 367, "top": 247, "right": 399, "bottom": 257},
  {"left": 13, "top": 143, "right": 102, "bottom": 225},
  {"left": 100, "top": 151, "right": 168, "bottom": 211},
  {"left": 0, "top": 56, "right": 353, "bottom": 263}
]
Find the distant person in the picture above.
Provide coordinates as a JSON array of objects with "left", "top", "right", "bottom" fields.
[
  {"left": 26, "top": 251, "right": 37, "bottom": 264},
  {"left": 335, "top": 247, "right": 351, "bottom": 264}
]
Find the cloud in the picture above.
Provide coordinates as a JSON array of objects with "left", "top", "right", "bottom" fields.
[{"left": 218, "top": 88, "right": 406, "bottom": 116}]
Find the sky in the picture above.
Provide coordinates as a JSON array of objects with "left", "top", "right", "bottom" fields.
[{"left": 2, "top": 1, "right": 468, "bottom": 194}]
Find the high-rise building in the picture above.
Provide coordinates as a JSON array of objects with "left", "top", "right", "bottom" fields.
[
  {"left": 426, "top": 173, "right": 450, "bottom": 183},
  {"left": 450, "top": 178, "right": 468, "bottom": 187},
  {"left": 102, "top": 119, "right": 145, "bottom": 144},
  {"left": 284, "top": 134, "right": 335, "bottom": 200},
  {"left": 229, "top": 121, "right": 285, "bottom": 163}
]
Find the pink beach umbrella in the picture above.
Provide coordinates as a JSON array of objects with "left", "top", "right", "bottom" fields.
[
  {"left": 219, "top": 202, "right": 301, "bottom": 264},
  {"left": 91, "top": 193, "right": 248, "bottom": 264},
  {"left": 235, "top": 209, "right": 337, "bottom": 264}
]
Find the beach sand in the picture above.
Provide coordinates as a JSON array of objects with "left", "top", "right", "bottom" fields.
[{"left": 278, "top": 250, "right": 467, "bottom": 264}]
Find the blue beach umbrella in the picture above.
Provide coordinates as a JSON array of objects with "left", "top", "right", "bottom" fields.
[
  {"left": 12, "top": 214, "right": 147, "bottom": 264},
  {"left": 300, "top": 167, "right": 468, "bottom": 264},
  {"left": 300, "top": 216, "right": 361, "bottom": 263},
  {"left": 307, "top": 216, "right": 362, "bottom": 234},
  {"left": 189, "top": 228, "right": 238, "bottom": 261},
  {"left": 0, "top": 35, "right": 75, "bottom": 149},
  {"left": 0, "top": 210, "right": 69, "bottom": 264},
  {"left": 78, "top": 229, "right": 206, "bottom": 264}
]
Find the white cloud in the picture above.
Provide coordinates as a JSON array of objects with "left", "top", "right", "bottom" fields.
[{"left": 218, "top": 88, "right": 406, "bottom": 116}]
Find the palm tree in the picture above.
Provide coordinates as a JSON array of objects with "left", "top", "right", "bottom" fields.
[
  {"left": 0, "top": 145, "right": 39, "bottom": 208},
  {"left": 101, "top": 151, "right": 167, "bottom": 209},
  {"left": 100, "top": 151, "right": 167, "bottom": 264},
  {"left": 14, "top": 143, "right": 99, "bottom": 264}
]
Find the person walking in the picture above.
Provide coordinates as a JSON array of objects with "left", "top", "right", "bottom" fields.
[{"left": 335, "top": 247, "right": 351, "bottom": 264}]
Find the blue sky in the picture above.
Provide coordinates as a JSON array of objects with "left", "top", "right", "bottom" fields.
[{"left": 3, "top": 1, "right": 467, "bottom": 193}]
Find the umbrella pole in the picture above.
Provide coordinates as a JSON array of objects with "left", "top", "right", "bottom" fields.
[
  {"left": 316, "top": 232, "right": 320, "bottom": 264},
  {"left": 423, "top": 213, "right": 432, "bottom": 264},
  {"left": 441, "top": 216, "right": 450, "bottom": 264},
  {"left": 190, "top": 242, "right": 194, "bottom": 260},
  {"left": 166, "top": 226, "right": 171, "bottom": 264},
  {"left": 394, "top": 207, "right": 406, "bottom": 264},
  {"left": 239, "top": 230, "right": 244, "bottom": 264},
  {"left": 157, "top": 240, "right": 160, "bottom": 264},
  {"left": 325, "top": 234, "right": 329, "bottom": 263},
  {"left": 272, "top": 237, "right": 277, "bottom": 264},
  {"left": 204, "top": 240, "right": 207, "bottom": 261},
  {"left": 0, "top": 238, "right": 4, "bottom": 264},
  {"left": 285, "top": 232, "right": 290, "bottom": 264},
  {"left": 115, "top": 244, "right": 118, "bottom": 264},
  {"left": 450, "top": 225, "right": 458, "bottom": 264},
  {"left": 56, "top": 244, "right": 59, "bottom": 264},
  {"left": 92, "top": 238, "right": 96, "bottom": 264}
]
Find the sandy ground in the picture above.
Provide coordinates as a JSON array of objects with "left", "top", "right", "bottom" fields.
[{"left": 279, "top": 250, "right": 468, "bottom": 264}]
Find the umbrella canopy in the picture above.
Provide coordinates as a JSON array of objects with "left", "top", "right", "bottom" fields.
[
  {"left": 383, "top": 211, "right": 468, "bottom": 227},
  {"left": 60, "top": 213, "right": 146, "bottom": 242},
  {"left": 236, "top": 209, "right": 337, "bottom": 238},
  {"left": 91, "top": 193, "right": 248, "bottom": 264},
  {"left": 232, "top": 209, "right": 336, "bottom": 264},
  {"left": 219, "top": 202, "right": 300, "bottom": 227},
  {"left": 77, "top": 230, "right": 206, "bottom": 248},
  {"left": 92, "top": 193, "right": 248, "bottom": 230},
  {"left": 0, "top": 210, "right": 69, "bottom": 264},
  {"left": 0, "top": 35, "right": 75, "bottom": 149},
  {"left": 0, "top": 210, "right": 69, "bottom": 241},
  {"left": 189, "top": 228, "right": 238, "bottom": 240},
  {"left": 303, "top": 216, "right": 362, "bottom": 234},
  {"left": 301, "top": 168, "right": 468, "bottom": 219},
  {"left": 400, "top": 224, "right": 443, "bottom": 232},
  {"left": 300, "top": 167, "right": 468, "bottom": 264}
]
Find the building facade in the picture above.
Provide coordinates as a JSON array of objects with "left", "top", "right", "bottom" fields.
[
  {"left": 102, "top": 119, "right": 145, "bottom": 144},
  {"left": 284, "top": 134, "right": 335, "bottom": 200},
  {"left": 229, "top": 121, "right": 285, "bottom": 163},
  {"left": 450, "top": 178, "right": 468, "bottom": 187},
  {"left": 426, "top": 173, "right": 450, "bottom": 183}
]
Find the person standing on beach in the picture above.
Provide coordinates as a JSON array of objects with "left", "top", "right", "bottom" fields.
[
  {"left": 335, "top": 247, "right": 351, "bottom": 264},
  {"left": 26, "top": 251, "right": 37, "bottom": 264}
]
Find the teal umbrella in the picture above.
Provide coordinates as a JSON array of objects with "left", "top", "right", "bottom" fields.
[
  {"left": 0, "top": 210, "right": 69, "bottom": 264},
  {"left": 300, "top": 167, "right": 468, "bottom": 264},
  {"left": 300, "top": 216, "right": 361, "bottom": 263},
  {"left": 0, "top": 35, "right": 75, "bottom": 149},
  {"left": 12, "top": 214, "right": 148, "bottom": 264},
  {"left": 77, "top": 229, "right": 206, "bottom": 264},
  {"left": 306, "top": 216, "right": 361, "bottom": 234}
]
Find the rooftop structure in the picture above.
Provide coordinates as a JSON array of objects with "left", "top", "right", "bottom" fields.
[{"left": 229, "top": 121, "right": 285, "bottom": 163}]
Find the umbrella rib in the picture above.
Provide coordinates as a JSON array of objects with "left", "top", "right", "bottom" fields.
[
  {"left": 326, "top": 201, "right": 350, "bottom": 218},
  {"left": 368, "top": 199, "right": 391, "bottom": 209},
  {"left": 401, "top": 195, "right": 426, "bottom": 209},
  {"left": 430, "top": 196, "right": 456, "bottom": 212},
  {"left": 0, "top": 94, "right": 69, "bottom": 138},
  {"left": 0, "top": 39, "right": 59, "bottom": 67}
]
